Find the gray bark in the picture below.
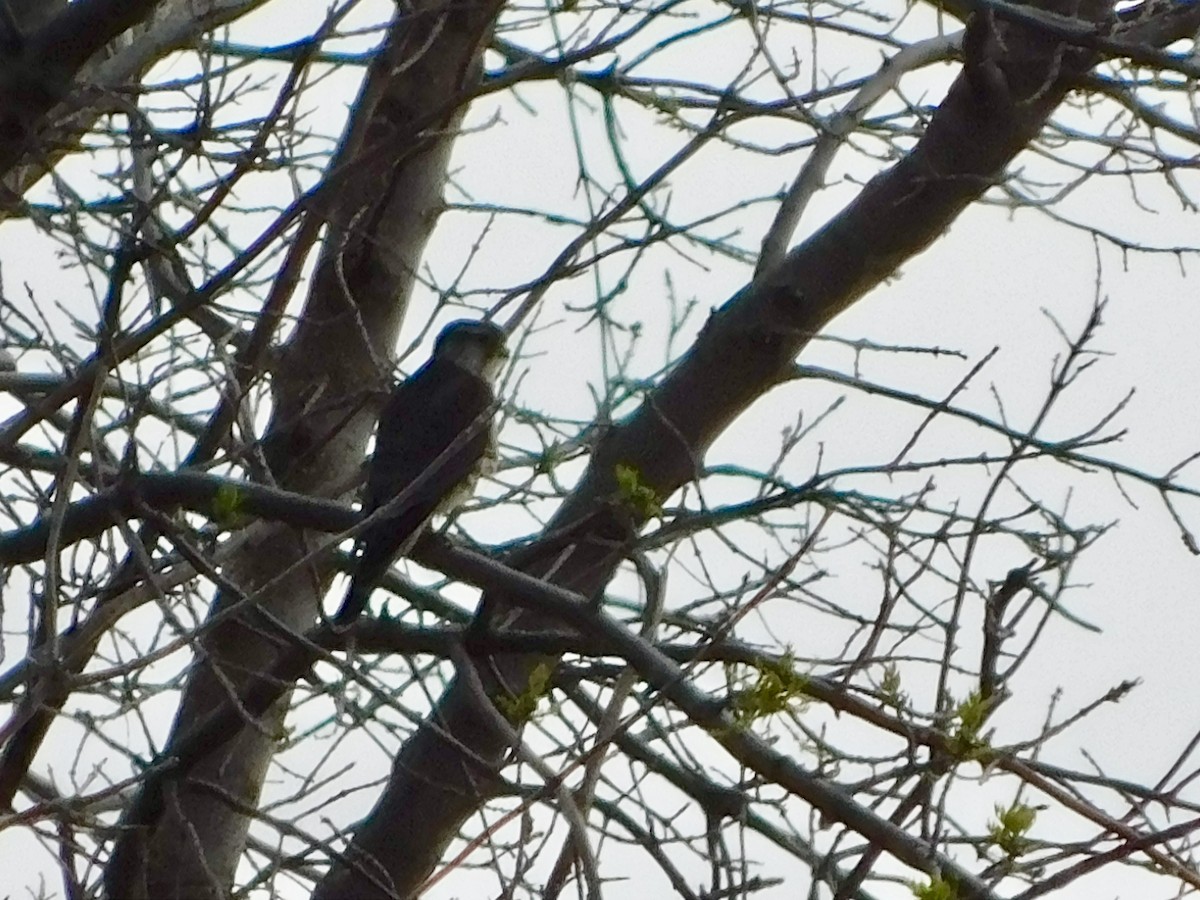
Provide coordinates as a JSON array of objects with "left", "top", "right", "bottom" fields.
[
  {"left": 102, "top": 0, "right": 504, "bottom": 896},
  {"left": 312, "top": 0, "right": 1174, "bottom": 897}
]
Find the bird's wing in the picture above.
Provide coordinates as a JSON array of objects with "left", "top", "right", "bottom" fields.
[{"left": 335, "top": 356, "right": 496, "bottom": 624}]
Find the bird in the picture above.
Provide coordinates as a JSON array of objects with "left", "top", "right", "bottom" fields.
[{"left": 333, "top": 319, "right": 507, "bottom": 627}]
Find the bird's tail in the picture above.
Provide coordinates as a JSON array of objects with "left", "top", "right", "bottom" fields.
[
  {"left": 332, "top": 520, "right": 428, "bottom": 628},
  {"left": 333, "top": 540, "right": 385, "bottom": 627}
]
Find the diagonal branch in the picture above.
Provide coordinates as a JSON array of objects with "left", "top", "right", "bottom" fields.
[{"left": 315, "top": 0, "right": 1142, "bottom": 896}]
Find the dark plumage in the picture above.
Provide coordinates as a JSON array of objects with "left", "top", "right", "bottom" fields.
[{"left": 333, "top": 319, "right": 506, "bottom": 627}]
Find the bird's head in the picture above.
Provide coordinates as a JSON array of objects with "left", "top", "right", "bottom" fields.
[{"left": 434, "top": 319, "right": 508, "bottom": 382}]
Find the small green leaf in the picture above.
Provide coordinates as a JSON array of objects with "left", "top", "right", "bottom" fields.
[
  {"left": 988, "top": 801, "right": 1037, "bottom": 857},
  {"left": 495, "top": 662, "right": 554, "bottom": 724},
  {"left": 946, "top": 691, "right": 991, "bottom": 760},
  {"left": 730, "top": 652, "right": 808, "bottom": 727},
  {"left": 910, "top": 872, "right": 958, "bottom": 900},
  {"left": 880, "top": 663, "right": 906, "bottom": 709},
  {"left": 212, "top": 483, "right": 248, "bottom": 528},
  {"left": 536, "top": 443, "right": 563, "bottom": 476},
  {"left": 614, "top": 463, "right": 663, "bottom": 519}
]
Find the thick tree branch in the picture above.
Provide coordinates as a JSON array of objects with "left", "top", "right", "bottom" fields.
[
  {"left": 317, "top": 0, "right": 1137, "bottom": 895},
  {"left": 0, "top": 0, "right": 159, "bottom": 172},
  {"left": 99, "top": 0, "right": 505, "bottom": 894}
]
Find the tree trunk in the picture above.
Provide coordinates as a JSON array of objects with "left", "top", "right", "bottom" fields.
[{"left": 102, "top": 1, "right": 503, "bottom": 896}]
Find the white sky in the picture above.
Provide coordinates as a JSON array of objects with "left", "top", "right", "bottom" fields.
[{"left": 3, "top": 1, "right": 1200, "bottom": 898}]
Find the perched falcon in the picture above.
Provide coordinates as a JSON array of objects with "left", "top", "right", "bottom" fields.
[{"left": 333, "top": 319, "right": 507, "bottom": 627}]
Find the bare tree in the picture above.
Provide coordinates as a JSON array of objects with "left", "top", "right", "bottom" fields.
[{"left": 2, "top": 1, "right": 1200, "bottom": 899}]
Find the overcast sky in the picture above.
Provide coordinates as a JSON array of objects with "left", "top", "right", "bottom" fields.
[{"left": 2, "top": 1, "right": 1199, "bottom": 897}]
